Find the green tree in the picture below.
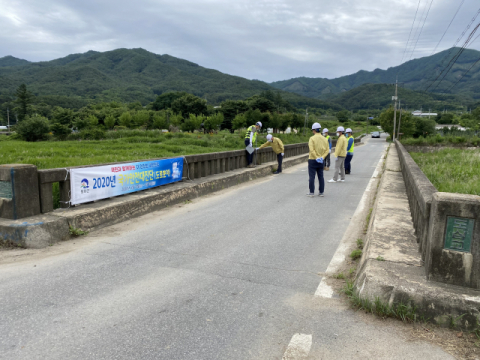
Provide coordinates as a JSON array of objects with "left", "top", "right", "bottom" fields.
[
  {"left": 436, "top": 113, "right": 454, "bottom": 124},
  {"left": 169, "top": 112, "right": 183, "bottom": 127},
  {"left": 119, "top": 112, "right": 133, "bottom": 128},
  {"left": 232, "top": 113, "right": 247, "bottom": 130},
  {"left": 171, "top": 94, "right": 207, "bottom": 116},
  {"left": 152, "top": 92, "right": 189, "bottom": 111},
  {"left": 379, "top": 107, "right": 416, "bottom": 138},
  {"left": 50, "top": 123, "right": 71, "bottom": 140},
  {"left": 290, "top": 113, "right": 303, "bottom": 130},
  {"left": 336, "top": 110, "right": 350, "bottom": 123},
  {"left": 279, "top": 113, "right": 291, "bottom": 132},
  {"left": 219, "top": 100, "right": 249, "bottom": 130},
  {"left": 152, "top": 113, "right": 168, "bottom": 129},
  {"left": 244, "top": 109, "right": 262, "bottom": 126},
  {"left": 249, "top": 97, "right": 276, "bottom": 113},
  {"left": 14, "top": 84, "right": 33, "bottom": 121},
  {"left": 204, "top": 113, "right": 224, "bottom": 132},
  {"left": 181, "top": 114, "right": 203, "bottom": 132},
  {"left": 74, "top": 117, "right": 90, "bottom": 131},
  {"left": 15, "top": 115, "right": 50, "bottom": 141},
  {"left": 133, "top": 110, "right": 150, "bottom": 127},
  {"left": 104, "top": 115, "right": 116, "bottom": 129},
  {"left": 269, "top": 112, "right": 282, "bottom": 133},
  {"left": 52, "top": 107, "right": 75, "bottom": 127},
  {"left": 88, "top": 115, "right": 99, "bottom": 127},
  {"left": 414, "top": 118, "right": 436, "bottom": 138}
]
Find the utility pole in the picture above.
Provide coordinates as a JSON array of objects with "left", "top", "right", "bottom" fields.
[
  {"left": 392, "top": 78, "right": 398, "bottom": 141},
  {"left": 303, "top": 108, "right": 308, "bottom": 136},
  {"left": 7, "top": 108, "right": 10, "bottom": 129},
  {"left": 397, "top": 101, "right": 402, "bottom": 139}
]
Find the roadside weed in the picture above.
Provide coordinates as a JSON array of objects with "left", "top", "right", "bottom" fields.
[
  {"left": 350, "top": 249, "right": 362, "bottom": 260},
  {"left": 69, "top": 225, "right": 88, "bottom": 236}
]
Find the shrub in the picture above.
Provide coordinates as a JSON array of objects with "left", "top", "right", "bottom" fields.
[
  {"left": 104, "top": 115, "right": 116, "bottom": 129},
  {"left": 152, "top": 114, "right": 168, "bottom": 129},
  {"left": 88, "top": 115, "right": 99, "bottom": 127},
  {"left": 74, "top": 117, "right": 90, "bottom": 130},
  {"left": 50, "top": 123, "right": 71, "bottom": 140},
  {"left": 119, "top": 112, "right": 133, "bottom": 128},
  {"left": 80, "top": 128, "right": 106, "bottom": 140},
  {"left": 66, "top": 132, "right": 82, "bottom": 141},
  {"left": 15, "top": 115, "right": 50, "bottom": 141}
]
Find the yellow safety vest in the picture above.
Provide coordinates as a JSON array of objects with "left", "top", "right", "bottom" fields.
[
  {"left": 325, "top": 135, "right": 331, "bottom": 149},
  {"left": 347, "top": 135, "right": 354, "bottom": 153},
  {"left": 245, "top": 125, "right": 257, "bottom": 143}
]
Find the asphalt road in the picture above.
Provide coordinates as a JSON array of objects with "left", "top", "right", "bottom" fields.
[{"left": 0, "top": 135, "right": 453, "bottom": 360}]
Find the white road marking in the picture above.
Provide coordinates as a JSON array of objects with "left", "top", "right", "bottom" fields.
[
  {"left": 282, "top": 333, "right": 313, "bottom": 360},
  {"left": 314, "top": 279, "right": 334, "bottom": 297},
  {"left": 315, "top": 145, "right": 388, "bottom": 298}
]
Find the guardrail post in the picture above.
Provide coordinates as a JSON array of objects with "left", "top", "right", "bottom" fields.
[
  {"left": 59, "top": 180, "right": 71, "bottom": 209},
  {"left": 0, "top": 164, "right": 41, "bottom": 219}
]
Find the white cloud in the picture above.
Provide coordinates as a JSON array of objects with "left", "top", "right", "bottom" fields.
[{"left": 0, "top": 0, "right": 479, "bottom": 82}]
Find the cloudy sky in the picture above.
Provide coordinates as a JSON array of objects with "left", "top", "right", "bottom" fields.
[{"left": 1, "top": 0, "right": 479, "bottom": 82}]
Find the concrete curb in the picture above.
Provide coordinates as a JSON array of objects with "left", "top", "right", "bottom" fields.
[
  {"left": 354, "top": 144, "right": 480, "bottom": 329},
  {"left": 1, "top": 153, "right": 308, "bottom": 248}
]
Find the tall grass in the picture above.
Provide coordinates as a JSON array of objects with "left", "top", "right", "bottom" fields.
[
  {"left": 410, "top": 148, "right": 480, "bottom": 195},
  {"left": 401, "top": 134, "right": 480, "bottom": 146},
  {"left": 0, "top": 131, "right": 312, "bottom": 170}
]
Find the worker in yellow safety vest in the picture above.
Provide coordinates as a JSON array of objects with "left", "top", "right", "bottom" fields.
[
  {"left": 245, "top": 122, "right": 262, "bottom": 168},
  {"left": 328, "top": 126, "right": 347, "bottom": 183},
  {"left": 322, "top": 128, "right": 331, "bottom": 171},
  {"left": 345, "top": 128, "right": 354, "bottom": 174}
]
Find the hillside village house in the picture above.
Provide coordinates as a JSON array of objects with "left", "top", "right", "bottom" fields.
[{"left": 411, "top": 110, "right": 437, "bottom": 117}]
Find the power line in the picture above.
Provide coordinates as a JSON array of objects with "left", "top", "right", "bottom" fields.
[
  {"left": 447, "top": 56, "right": 480, "bottom": 91},
  {"left": 426, "top": 22, "right": 480, "bottom": 92},
  {"left": 401, "top": 0, "right": 422, "bottom": 64},
  {"left": 409, "top": 0, "right": 435, "bottom": 62},
  {"left": 424, "top": 8, "right": 480, "bottom": 91},
  {"left": 430, "top": 0, "right": 465, "bottom": 56},
  {"left": 407, "top": 0, "right": 429, "bottom": 61}
]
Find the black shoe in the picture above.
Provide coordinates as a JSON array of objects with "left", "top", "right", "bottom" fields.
[{"left": 273, "top": 171, "right": 280, "bottom": 174}]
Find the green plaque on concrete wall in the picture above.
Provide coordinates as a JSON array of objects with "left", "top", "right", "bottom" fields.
[
  {"left": 0, "top": 181, "right": 12, "bottom": 199},
  {"left": 444, "top": 216, "right": 475, "bottom": 253}
]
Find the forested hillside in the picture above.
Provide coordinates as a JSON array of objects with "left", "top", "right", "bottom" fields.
[
  {"left": 271, "top": 48, "right": 480, "bottom": 102},
  {"left": 327, "top": 84, "right": 467, "bottom": 111},
  {"left": 0, "top": 48, "right": 338, "bottom": 111}
]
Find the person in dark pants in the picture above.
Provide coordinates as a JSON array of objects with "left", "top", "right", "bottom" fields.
[
  {"left": 307, "top": 122, "right": 330, "bottom": 197},
  {"left": 244, "top": 121, "right": 262, "bottom": 167},
  {"left": 322, "top": 128, "right": 332, "bottom": 170},
  {"left": 344, "top": 128, "right": 354, "bottom": 174},
  {"left": 258, "top": 134, "right": 284, "bottom": 174}
]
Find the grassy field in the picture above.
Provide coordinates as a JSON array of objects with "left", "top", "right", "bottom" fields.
[
  {"left": 410, "top": 148, "right": 480, "bottom": 195},
  {"left": 0, "top": 130, "right": 315, "bottom": 170},
  {"left": 401, "top": 134, "right": 480, "bottom": 147}
]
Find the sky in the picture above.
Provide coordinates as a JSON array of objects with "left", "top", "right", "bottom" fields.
[{"left": 1, "top": 0, "right": 480, "bottom": 83}]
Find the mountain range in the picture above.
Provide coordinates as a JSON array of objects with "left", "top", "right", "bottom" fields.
[
  {"left": 0, "top": 48, "right": 338, "bottom": 111},
  {"left": 0, "top": 47, "right": 478, "bottom": 112},
  {"left": 270, "top": 48, "right": 480, "bottom": 104}
]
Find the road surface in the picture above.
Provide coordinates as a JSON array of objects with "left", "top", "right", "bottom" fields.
[{"left": 0, "top": 135, "right": 453, "bottom": 359}]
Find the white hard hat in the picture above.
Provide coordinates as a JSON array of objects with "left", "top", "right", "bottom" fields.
[
  {"left": 311, "top": 122, "right": 321, "bottom": 130},
  {"left": 322, "top": 128, "right": 328, "bottom": 133},
  {"left": 256, "top": 122, "right": 262, "bottom": 128},
  {"left": 337, "top": 126, "right": 345, "bottom": 132},
  {"left": 266, "top": 134, "right": 273, "bottom": 141},
  {"left": 346, "top": 128, "right": 352, "bottom": 133}
]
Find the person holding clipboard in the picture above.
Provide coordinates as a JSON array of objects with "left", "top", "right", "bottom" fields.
[{"left": 245, "top": 122, "right": 262, "bottom": 168}]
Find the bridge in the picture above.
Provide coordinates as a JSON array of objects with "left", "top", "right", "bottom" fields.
[{"left": 0, "top": 135, "right": 455, "bottom": 359}]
